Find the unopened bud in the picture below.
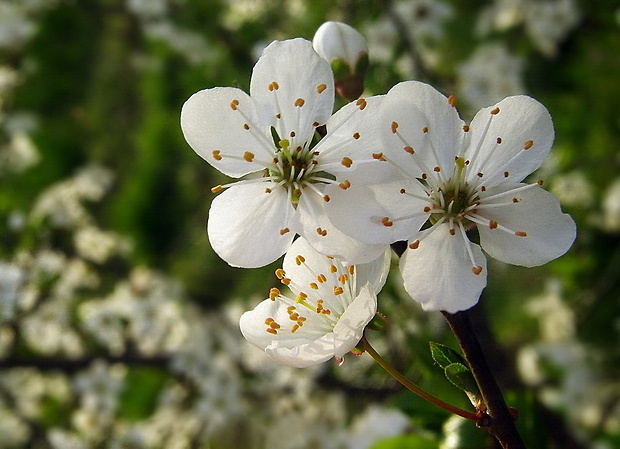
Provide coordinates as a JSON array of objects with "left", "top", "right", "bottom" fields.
[{"left": 313, "top": 21, "right": 369, "bottom": 100}]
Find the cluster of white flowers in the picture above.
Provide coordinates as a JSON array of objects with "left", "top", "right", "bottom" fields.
[
  {"left": 182, "top": 31, "right": 576, "bottom": 365},
  {"left": 517, "top": 280, "right": 620, "bottom": 440}
]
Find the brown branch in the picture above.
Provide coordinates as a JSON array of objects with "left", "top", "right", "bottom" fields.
[{"left": 443, "top": 310, "right": 526, "bottom": 449}]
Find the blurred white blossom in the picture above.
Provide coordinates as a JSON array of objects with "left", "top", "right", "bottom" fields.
[
  {"left": 550, "top": 170, "right": 594, "bottom": 208},
  {"left": 0, "top": 262, "right": 25, "bottom": 321},
  {"left": 457, "top": 43, "right": 525, "bottom": 112},
  {"left": 478, "top": 0, "right": 580, "bottom": 56},
  {"left": 346, "top": 405, "right": 411, "bottom": 449},
  {"left": 602, "top": 178, "right": 620, "bottom": 232}
]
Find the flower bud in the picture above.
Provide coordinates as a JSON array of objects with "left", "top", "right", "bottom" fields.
[{"left": 312, "top": 21, "right": 369, "bottom": 100}]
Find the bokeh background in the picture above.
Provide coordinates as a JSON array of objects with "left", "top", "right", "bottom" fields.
[{"left": 0, "top": 0, "right": 618, "bottom": 448}]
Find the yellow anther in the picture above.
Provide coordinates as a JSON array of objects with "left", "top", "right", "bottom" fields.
[
  {"left": 243, "top": 123, "right": 250, "bottom": 130},
  {"left": 323, "top": 195, "right": 330, "bottom": 202},
  {"left": 341, "top": 157, "right": 353, "bottom": 168},
  {"left": 381, "top": 217, "right": 393, "bottom": 227},
  {"left": 269, "top": 288, "right": 280, "bottom": 300},
  {"left": 243, "top": 151, "right": 255, "bottom": 162},
  {"left": 281, "top": 278, "right": 291, "bottom": 285},
  {"left": 265, "top": 188, "right": 272, "bottom": 193},
  {"left": 317, "top": 274, "right": 327, "bottom": 283},
  {"left": 212, "top": 150, "right": 222, "bottom": 161},
  {"left": 515, "top": 231, "right": 527, "bottom": 237},
  {"left": 316, "top": 227, "right": 327, "bottom": 236},
  {"left": 317, "top": 84, "right": 327, "bottom": 93},
  {"left": 309, "top": 282, "right": 319, "bottom": 289},
  {"left": 523, "top": 140, "right": 534, "bottom": 150},
  {"left": 338, "top": 274, "right": 349, "bottom": 284},
  {"left": 294, "top": 98, "right": 305, "bottom": 107},
  {"left": 266, "top": 328, "right": 277, "bottom": 335},
  {"left": 391, "top": 121, "right": 398, "bottom": 133},
  {"left": 448, "top": 95, "right": 456, "bottom": 107},
  {"left": 268, "top": 81, "right": 279, "bottom": 91},
  {"left": 329, "top": 264, "right": 338, "bottom": 273},
  {"left": 298, "top": 292, "right": 308, "bottom": 299},
  {"left": 270, "top": 321, "right": 281, "bottom": 330},
  {"left": 230, "top": 99, "right": 239, "bottom": 110},
  {"left": 422, "top": 126, "right": 429, "bottom": 133},
  {"left": 347, "top": 266, "right": 355, "bottom": 275},
  {"left": 275, "top": 268, "right": 286, "bottom": 279},
  {"left": 434, "top": 166, "right": 441, "bottom": 172},
  {"left": 291, "top": 324, "right": 300, "bottom": 333},
  {"left": 295, "top": 255, "right": 306, "bottom": 265},
  {"left": 211, "top": 185, "right": 223, "bottom": 193},
  {"left": 265, "top": 317, "right": 274, "bottom": 325},
  {"left": 372, "top": 153, "right": 386, "bottom": 161},
  {"left": 491, "top": 107, "right": 500, "bottom": 115},
  {"left": 356, "top": 98, "right": 367, "bottom": 110},
  {"left": 333, "top": 286, "right": 344, "bottom": 295},
  {"left": 338, "top": 180, "right": 351, "bottom": 190},
  {"left": 489, "top": 220, "right": 498, "bottom": 229}
]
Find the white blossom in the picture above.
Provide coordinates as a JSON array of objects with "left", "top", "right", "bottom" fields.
[
  {"left": 313, "top": 21, "right": 368, "bottom": 72},
  {"left": 326, "top": 81, "right": 576, "bottom": 312},
  {"left": 240, "top": 237, "right": 390, "bottom": 368},
  {"left": 181, "top": 38, "right": 388, "bottom": 267}
]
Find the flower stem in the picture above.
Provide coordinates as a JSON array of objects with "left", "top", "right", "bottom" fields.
[
  {"left": 362, "top": 337, "right": 479, "bottom": 421},
  {"left": 442, "top": 310, "right": 526, "bottom": 449}
]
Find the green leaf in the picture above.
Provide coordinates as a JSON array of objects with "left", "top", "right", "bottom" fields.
[
  {"left": 429, "top": 342, "right": 467, "bottom": 368},
  {"left": 370, "top": 435, "right": 439, "bottom": 449},
  {"left": 444, "top": 363, "right": 482, "bottom": 407}
]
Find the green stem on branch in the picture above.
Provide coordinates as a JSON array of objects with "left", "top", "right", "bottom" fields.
[
  {"left": 442, "top": 310, "right": 527, "bottom": 449},
  {"left": 362, "top": 336, "right": 479, "bottom": 421}
]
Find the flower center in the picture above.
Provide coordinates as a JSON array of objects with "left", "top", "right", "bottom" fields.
[{"left": 269, "top": 138, "right": 334, "bottom": 205}]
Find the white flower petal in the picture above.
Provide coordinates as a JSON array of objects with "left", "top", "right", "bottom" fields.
[
  {"left": 297, "top": 193, "right": 387, "bottom": 264},
  {"left": 324, "top": 178, "right": 428, "bottom": 244},
  {"left": 315, "top": 95, "right": 384, "bottom": 168},
  {"left": 282, "top": 237, "right": 391, "bottom": 296},
  {"left": 207, "top": 183, "right": 298, "bottom": 268},
  {"left": 264, "top": 283, "right": 377, "bottom": 368},
  {"left": 477, "top": 184, "right": 576, "bottom": 267},
  {"left": 332, "top": 283, "right": 377, "bottom": 357},
  {"left": 464, "top": 95, "right": 554, "bottom": 185},
  {"left": 181, "top": 87, "right": 273, "bottom": 177},
  {"left": 250, "top": 39, "right": 334, "bottom": 145},
  {"left": 400, "top": 224, "right": 487, "bottom": 313},
  {"left": 239, "top": 297, "right": 284, "bottom": 350},
  {"left": 265, "top": 334, "right": 336, "bottom": 368},
  {"left": 380, "top": 81, "right": 465, "bottom": 176}
]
